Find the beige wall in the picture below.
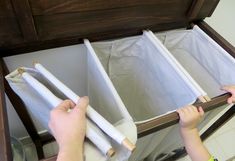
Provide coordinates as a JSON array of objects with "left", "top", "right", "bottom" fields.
[{"left": 205, "top": 0, "right": 235, "bottom": 46}]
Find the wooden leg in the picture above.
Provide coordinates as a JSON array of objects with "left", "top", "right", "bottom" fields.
[
  {"left": 1, "top": 58, "right": 45, "bottom": 159},
  {"left": 0, "top": 59, "right": 13, "bottom": 161},
  {"left": 35, "top": 140, "right": 45, "bottom": 159}
]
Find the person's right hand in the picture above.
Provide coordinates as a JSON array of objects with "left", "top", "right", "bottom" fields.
[
  {"left": 222, "top": 85, "right": 235, "bottom": 104},
  {"left": 49, "top": 96, "right": 89, "bottom": 152}
]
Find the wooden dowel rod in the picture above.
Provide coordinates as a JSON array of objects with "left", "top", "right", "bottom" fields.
[
  {"left": 137, "top": 93, "right": 231, "bottom": 137},
  {"left": 19, "top": 69, "right": 114, "bottom": 156},
  {"left": 34, "top": 63, "right": 136, "bottom": 152}
]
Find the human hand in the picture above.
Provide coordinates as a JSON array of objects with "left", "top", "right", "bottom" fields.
[
  {"left": 222, "top": 85, "right": 235, "bottom": 104},
  {"left": 177, "top": 105, "right": 204, "bottom": 132},
  {"left": 49, "top": 96, "right": 89, "bottom": 151}
]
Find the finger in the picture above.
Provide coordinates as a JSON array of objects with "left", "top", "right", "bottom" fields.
[
  {"left": 184, "top": 106, "right": 192, "bottom": 114},
  {"left": 227, "top": 97, "right": 235, "bottom": 104},
  {"left": 177, "top": 108, "right": 185, "bottom": 119},
  {"left": 48, "top": 120, "right": 55, "bottom": 136},
  {"left": 221, "top": 86, "right": 235, "bottom": 94},
  {"left": 75, "top": 96, "right": 89, "bottom": 113},
  {"left": 56, "top": 100, "right": 75, "bottom": 111},
  {"left": 191, "top": 105, "right": 198, "bottom": 113},
  {"left": 48, "top": 120, "right": 52, "bottom": 129},
  {"left": 221, "top": 85, "right": 230, "bottom": 91},
  {"left": 231, "top": 97, "right": 235, "bottom": 103},
  {"left": 198, "top": 106, "right": 204, "bottom": 117},
  {"left": 176, "top": 108, "right": 180, "bottom": 115},
  {"left": 72, "top": 97, "right": 89, "bottom": 119},
  {"left": 176, "top": 107, "right": 183, "bottom": 114}
]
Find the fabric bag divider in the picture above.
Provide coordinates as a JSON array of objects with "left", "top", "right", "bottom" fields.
[
  {"left": 144, "top": 30, "right": 209, "bottom": 102},
  {"left": 155, "top": 25, "right": 235, "bottom": 98},
  {"left": 84, "top": 39, "right": 133, "bottom": 120},
  {"left": 87, "top": 31, "right": 204, "bottom": 160},
  {"left": 5, "top": 44, "right": 137, "bottom": 161}
]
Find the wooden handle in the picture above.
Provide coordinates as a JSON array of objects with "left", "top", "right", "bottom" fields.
[{"left": 137, "top": 93, "right": 231, "bottom": 138}]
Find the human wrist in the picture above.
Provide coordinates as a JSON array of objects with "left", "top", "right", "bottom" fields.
[
  {"left": 61, "top": 138, "right": 83, "bottom": 149},
  {"left": 180, "top": 127, "right": 198, "bottom": 137},
  {"left": 58, "top": 142, "right": 84, "bottom": 161}
]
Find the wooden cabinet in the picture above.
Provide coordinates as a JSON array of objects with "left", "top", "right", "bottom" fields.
[
  {"left": 1, "top": 0, "right": 220, "bottom": 55},
  {"left": 0, "top": 0, "right": 23, "bottom": 46},
  {"left": 1, "top": 0, "right": 235, "bottom": 161}
]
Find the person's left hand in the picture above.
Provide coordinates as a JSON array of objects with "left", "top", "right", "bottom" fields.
[{"left": 177, "top": 105, "right": 204, "bottom": 132}]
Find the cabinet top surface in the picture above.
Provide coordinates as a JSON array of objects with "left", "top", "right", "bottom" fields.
[{"left": 0, "top": 0, "right": 220, "bottom": 55}]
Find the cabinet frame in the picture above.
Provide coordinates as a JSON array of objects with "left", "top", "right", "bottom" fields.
[{"left": 1, "top": 0, "right": 235, "bottom": 160}]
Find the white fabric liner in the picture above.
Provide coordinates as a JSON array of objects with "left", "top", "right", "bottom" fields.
[
  {"left": 34, "top": 62, "right": 130, "bottom": 146},
  {"left": 89, "top": 33, "right": 199, "bottom": 160},
  {"left": 91, "top": 34, "right": 197, "bottom": 122},
  {"left": 89, "top": 27, "right": 235, "bottom": 160},
  {"left": 145, "top": 30, "right": 207, "bottom": 98},
  {"left": 5, "top": 24, "right": 235, "bottom": 161},
  {"left": 156, "top": 25, "right": 235, "bottom": 98},
  {"left": 20, "top": 71, "right": 113, "bottom": 156},
  {"left": 144, "top": 26, "right": 235, "bottom": 161},
  {"left": 5, "top": 46, "right": 137, "bottom": 161}
]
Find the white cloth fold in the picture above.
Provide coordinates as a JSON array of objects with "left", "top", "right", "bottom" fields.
[
  {"left": 90, "top": 33, "right": 198, "bottom": 160},
  {"left": 156, "top": 25, "right": 235, "bottom": 98},
  {"left": 6, "top": 66, "right": 137, "bottom": 161},
  {"left": 5, "top": 24, "right": 234, "bottom": 161}
]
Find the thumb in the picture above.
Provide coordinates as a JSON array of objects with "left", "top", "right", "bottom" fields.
[
  {"left": 222, "top": 86, "right": 235, "bottom": 94},
  {"left": 75, "top": 96, "right": 89, "bottom": 113},
  {"left": 227, "top": 97, "right": 235, "bottom": 104}
]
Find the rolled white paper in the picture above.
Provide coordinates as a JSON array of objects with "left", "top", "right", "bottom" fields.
[
  {"left": 86, "top": 119, "right": 114, "bottom": 156},
  {"left": 20, "top": 70, "right": 61, "bottom": 108},
  {"left": 20, "top": 70, "right": 113, "bottom": 156},
  {"left": 34, "top": 63, "right": 127, "bottom": 145}
]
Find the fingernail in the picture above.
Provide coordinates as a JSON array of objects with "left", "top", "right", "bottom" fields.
[
  {"left": 78, "top": 96, "right": 89, "bottom": 103},
  {"left": 82, "top": 96, "right": 89, "bottom": 101}
]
